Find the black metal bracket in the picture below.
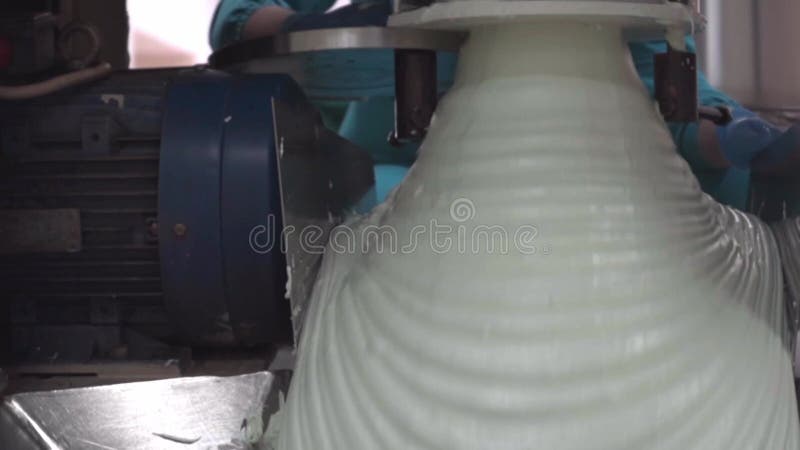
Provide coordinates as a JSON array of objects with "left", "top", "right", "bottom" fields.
[
  {"left": 389, "top": 49, "right": 438, "bottom": 146},
  {"left": 654, "top": 45, "right": 698, "bottom": 123}
]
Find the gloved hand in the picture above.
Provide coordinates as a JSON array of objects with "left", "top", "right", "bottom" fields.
[
  {"left": 280, "top": 1, "right": 391, "bottom": 33},
  {"left": 756, "top": 125, "right": 800, "bottom": 165},
  {"left": 752, "top": 124, "right": 800, "bottom": 169},
  {"left": 716, "top": 106, "right": 784, "bottom": 169}
]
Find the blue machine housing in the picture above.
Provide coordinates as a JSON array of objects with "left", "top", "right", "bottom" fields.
[
  {"left": 159, "top": 70, "right": 299, "bottom": 346},
  {"left": 0, "top": 68, "right": 300, "bottom": 354}
]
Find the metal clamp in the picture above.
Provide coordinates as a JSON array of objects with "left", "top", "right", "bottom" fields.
[{"left": 654, "top": 46, "right": 697, "bottom": 123}]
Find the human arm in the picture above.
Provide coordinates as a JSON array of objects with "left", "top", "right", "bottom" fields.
[
  {"left": 630, "top": 38, "right": 742, "bottom": 169},
  {"left": 209, "top": 0, "right": 389, "bottom": 51},
  {"left": 209, "top": 0, "right": 335, "bottom": 51}
]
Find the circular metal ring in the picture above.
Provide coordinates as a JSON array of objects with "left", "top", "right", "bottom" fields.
[
  {"left": 388, "top": 0, "right": 701, "bottom": 41},
  {"left": 210, "top": 26, "right": 466, "bottom": 68}
]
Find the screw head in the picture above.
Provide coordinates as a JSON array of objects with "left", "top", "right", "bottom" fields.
[
  {"left": 146, "top": 219, "right": 159, "bottom": 237},
  {"left": 173, "top": 223, "right": 187, "bottom": 237}
]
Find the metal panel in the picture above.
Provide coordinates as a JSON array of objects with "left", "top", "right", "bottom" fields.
[
  {"left": 0, "top": 209, "right": 81, "bottom": 254},
  {"left": 0, "top": 405, "right": 40, "bottom": 450},
  {"left": 273, "top": 98, "right": 375, "bottom": 341},
  {"left": 0, "top": 371, "right": 289, "bottom": 449}
]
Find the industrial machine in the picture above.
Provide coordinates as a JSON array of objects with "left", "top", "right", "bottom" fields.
[
  {"left": 0, "top": 1, "right": 464, "bottom": 368},
  {"left": 0, "top": 0, "right": 799, "bottom": 448},
  {"left": 0, "top": 0, "right": 796, "bottom": 354},
  {"left": 0, "top": 0, "right": 794, "bottom": 370},
  {"left": 0, "top": 65, "right": 395, "bottom": 362}
]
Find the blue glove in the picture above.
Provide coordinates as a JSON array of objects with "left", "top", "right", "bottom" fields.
[
  {"left": 716, "top": 107, "right": 784, "bottom": 169},
  {"left": 281, "top": 1, "right": 391, "bottom": 33},
  {"left": 753, "top": 124, "right": 800, "bottom": 168}
]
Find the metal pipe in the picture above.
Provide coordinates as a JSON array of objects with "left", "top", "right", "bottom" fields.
[{"left": 0, "top": 62, "right": 112, "bottom": 100}]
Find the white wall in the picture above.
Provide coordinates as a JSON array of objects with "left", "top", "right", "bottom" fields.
[
  {"left": 702, "top": 0, "right": 800, "bottom": 109},
  {"left": 128, "top": 0, "right": 220, "bottom": 68},
  {"left": 757, "top": 1, "right": 800, "bottom": 109},
  {"left": 127, "top": 0, "right": 352, "bottom": 68}
]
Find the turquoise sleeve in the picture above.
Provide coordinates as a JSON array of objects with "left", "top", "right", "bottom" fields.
[
  {"left": 209, "top": 0, "right": 337, "bottom": 50},
  {"left": 629, "top": 38, "right": 741, "bottom": 170}
]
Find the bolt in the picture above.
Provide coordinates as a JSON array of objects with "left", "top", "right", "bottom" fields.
[
  {"left": 173, "top": 223, "right": 187, "bottom": 237},
  {"left": 146, "top": 218, "right": 159, "bottom": 237}
]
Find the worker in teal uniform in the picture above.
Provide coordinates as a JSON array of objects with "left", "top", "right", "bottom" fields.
[
  {"left": 630, "top": 39, "right": 796, "bottom": 210},
  {"left": 210, "top": 0, "right": 456, "bottom": 201},
  {"left": 210, "top": 0, "right": 797, "bottom": 209}
]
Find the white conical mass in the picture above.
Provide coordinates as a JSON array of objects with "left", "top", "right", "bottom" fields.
[{"left": 277, "top": 22, "right": 799, "bottom": 450}]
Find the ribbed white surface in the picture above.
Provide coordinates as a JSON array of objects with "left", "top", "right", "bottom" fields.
[
  {"left": 707, "top": 198, "right": 790, "bottom": 346},
  {"left": 278, "top": 23, "right": 799, "bottom": 450},
  {"left": 773, "top": 217, "right": 800, "bottom": 352}
]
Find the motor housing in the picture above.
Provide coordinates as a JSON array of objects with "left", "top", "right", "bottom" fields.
[{"left": 0, "top": 68, "right": 296, "bottom": 361}]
